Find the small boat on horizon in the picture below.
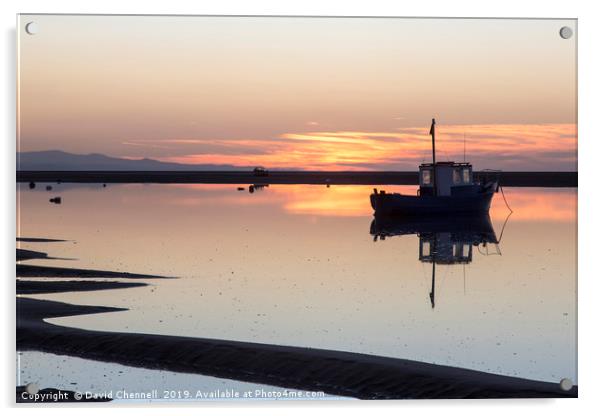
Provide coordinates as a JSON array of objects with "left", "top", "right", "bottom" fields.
[{"left": 371, "top": 119, "right": 499, "bottom": 216}]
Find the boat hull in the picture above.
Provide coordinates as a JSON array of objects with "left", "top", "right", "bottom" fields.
[{"left": 370, "top": 191, "right": 494, "bottom": 216}]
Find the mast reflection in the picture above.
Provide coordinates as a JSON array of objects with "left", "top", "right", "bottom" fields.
[{"left": 370, "top": 214, "right": 501, "bottom": 308}]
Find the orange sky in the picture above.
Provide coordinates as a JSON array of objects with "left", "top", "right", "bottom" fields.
[
  {"left": 155, "top": 123, "right": 576, "bottom": 171},
  {"left": 18, "top": 15, "right": 577, "bottom": 171}
]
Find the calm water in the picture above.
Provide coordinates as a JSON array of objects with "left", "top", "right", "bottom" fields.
[{"left": 17, "top": 183, "right": 577, "bottom": 395}]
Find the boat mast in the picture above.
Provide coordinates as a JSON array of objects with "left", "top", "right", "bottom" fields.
[{"left": 429, "top": 118, "right": 437, "bottom": 195}]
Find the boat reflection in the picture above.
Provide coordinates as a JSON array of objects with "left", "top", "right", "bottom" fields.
[
  {"left": 249, "top": 183, "right": 269, "bottom": 193},
  {"left": 370, "top": 214, "right": 502, "bottom": 308}
]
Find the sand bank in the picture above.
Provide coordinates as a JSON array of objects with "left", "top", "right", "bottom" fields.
[
  {"left": 16, "top": 264, "right": 173, "bottom": 279},
  {"left": 17, "top": 280, "right": 147, "bottom": 295},
  {"left": 17, "top": 298, "right": 577, "bottom": 399}
]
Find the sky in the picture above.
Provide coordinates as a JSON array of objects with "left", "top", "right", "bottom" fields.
[{"left": 18, "top": 15, "right": 577, "bottom": 171}]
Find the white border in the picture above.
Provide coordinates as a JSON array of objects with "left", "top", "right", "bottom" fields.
[{"left": 3, "top": 1, "right": 600, "bottom": 415}]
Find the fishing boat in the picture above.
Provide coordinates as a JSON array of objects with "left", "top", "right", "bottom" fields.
[{"left": 370, "top": 119, "right": 499, "bottom": 216}]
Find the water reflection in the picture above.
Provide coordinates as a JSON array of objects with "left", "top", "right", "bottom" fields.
[
  {"left": 371, "top": 214, "right": 503, "bottom": 308},
  {"left": 249, "top": 183, "right": 269, "bottom": 193},
  {"left": 27, "top": 182, "right": 576, "bottom": 222},
  {"left": 17, "top": 183, "right": 576, "bottom": 384}
]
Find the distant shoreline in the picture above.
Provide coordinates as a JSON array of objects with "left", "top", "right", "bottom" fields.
[{"left": 17, "top": 171, "right": 577, "bottom": 187}]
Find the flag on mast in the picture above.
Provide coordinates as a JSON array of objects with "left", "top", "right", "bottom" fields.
[{"left": 429, "top": 118, "right": 435, "bottom": 136}]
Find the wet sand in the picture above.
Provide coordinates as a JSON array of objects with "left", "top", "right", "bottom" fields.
[
  {"left": 17, "top": 297, "right": 577, "bottom": 399},
  {"left": 17, "top": 237, "right": 67, "bottom": 243},
  {"left": 16, "top": 171, "right": 577, "bottom": 187},
  {"left": 16, "top": 264, "right": 173, "bottom": 279},
  {"left": 16, "top": 249, "right": 73, "bottom": 262},
  {"left": 17, "top": 280, "right": 147, "bottom": 295},
  {"left": 17, "top": 249, "right": 52, "bottom": 261}
]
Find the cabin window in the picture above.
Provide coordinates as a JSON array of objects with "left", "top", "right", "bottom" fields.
[
  {"left": 453, "top": 169, "right": 461, "bottom": 184},
  {"left": 462, "top": 244, "right": 470, "bottom": 257},
  {"left": 421, "top": 241, "right": 431, "bottom": 256},
  {"left": 422, "top": 169, "right": 432, "bottom": 185},
  {"left": 462, "top": 168, "right": 471, "bottom": 183}
]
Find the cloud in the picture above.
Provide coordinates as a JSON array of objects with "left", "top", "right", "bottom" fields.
[
  {"left": 148, "top": 123, "right": 576, "bottom": 171},
  {"left": 122, "top": 139, "right": 274, "bottom": 156}
]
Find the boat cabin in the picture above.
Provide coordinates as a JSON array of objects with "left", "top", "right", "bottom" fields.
[{"left": 419, "top": 162, "right": 475, "bottom": 197}]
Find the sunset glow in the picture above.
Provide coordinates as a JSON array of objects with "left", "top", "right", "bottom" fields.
[
  {"left": 18, "top": 15, "right": 576, "bottom": 171},
  {"left": 156, "top": 123, "right": 576, "bottom": 171}
]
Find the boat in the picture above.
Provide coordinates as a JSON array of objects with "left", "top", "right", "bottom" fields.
[{"left": 370, "top": 118, "right": 499, "bottom": 216}]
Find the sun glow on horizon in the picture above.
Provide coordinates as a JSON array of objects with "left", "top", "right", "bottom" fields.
[
  {"left": 148, "top": 123, "right": 576, "bottom": 171},
  {"left": 19, "top": 15, "right": 576, "bottom": 172}
]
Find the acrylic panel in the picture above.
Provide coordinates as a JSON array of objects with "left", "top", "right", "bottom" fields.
[{"left": 16, "top": 14, "right": 577, "bottom": 402}]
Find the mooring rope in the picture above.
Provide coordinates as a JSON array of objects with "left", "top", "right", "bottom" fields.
[
  {"left": 496, "top": 210, "right": 513, "bottom": 245},
  {"left": 499, "top": 185, "right": 513, "bottom": 213}
]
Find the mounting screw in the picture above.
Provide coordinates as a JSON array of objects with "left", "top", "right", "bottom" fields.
[
  {"left": 559, "top": 26, "right": 573, "bottom": 39},
  {"left": 559, "top": 378, "right": 573, "bottom": 391}
]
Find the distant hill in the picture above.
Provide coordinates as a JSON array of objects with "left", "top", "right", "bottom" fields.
[{"left": 17, "top": 150, "right": 251, "bottom": 171}]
